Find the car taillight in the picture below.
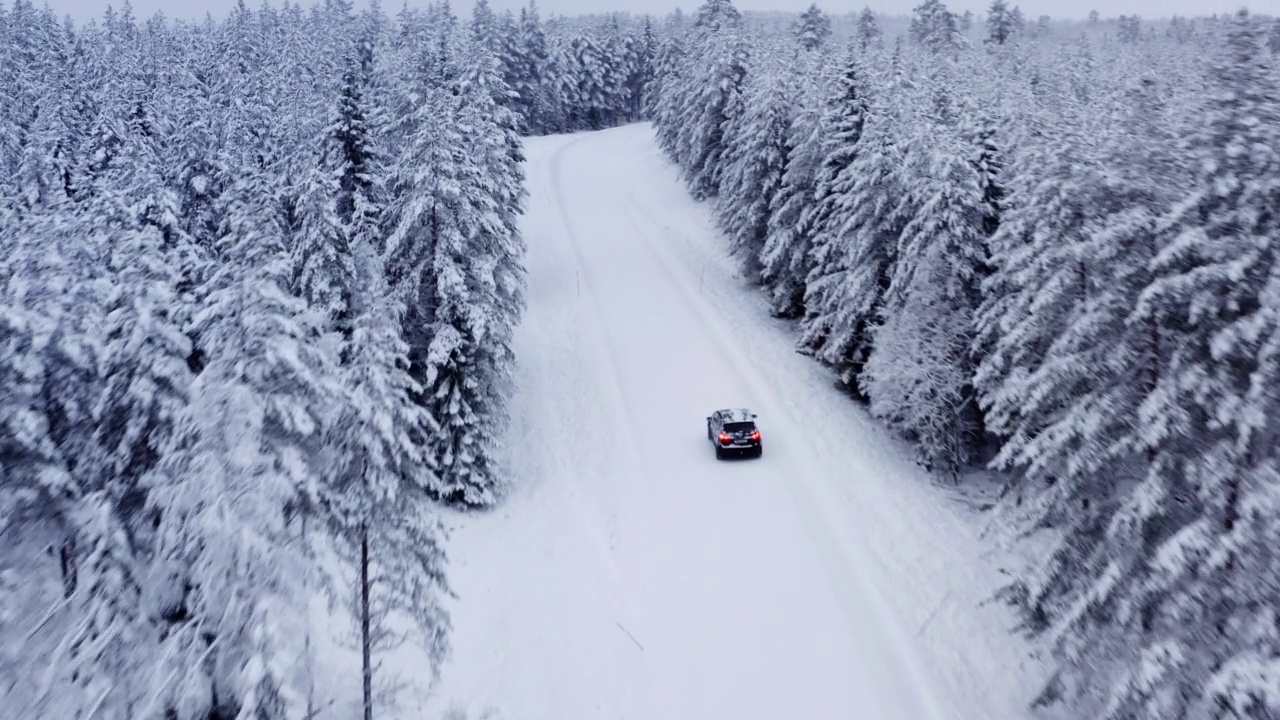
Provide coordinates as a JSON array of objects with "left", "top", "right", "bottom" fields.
[
  {"left": 750, "top": 430, "right": 761, "bottom": 441},
  {"left": 718, "top": 433, "right": 731, "bottom": 443}
]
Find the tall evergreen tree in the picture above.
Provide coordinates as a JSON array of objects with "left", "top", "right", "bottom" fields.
[
  {"left": 1029, "top": 13, "right": 1280, "bottom": 717},
  {"left": 985, "top": 0, "right": 1018, "bottom": 45},
  {"left": 383, "top": 41, "right": 526, "bottom": 507},
  {"left": 795, "top": 4, "right": 832, "bottom": 51},
  {"left": 856, "top": 7, "right": 882, "bottom": 51},
  {"left": 760, "top": 67, "right": 825, "bottom": 318},
  {"left": 718, "top": 67, "right": 793, "bottom": 282},
  {"left": 671, "top": 18, "right": 748, "bottom": 200},
  {"left": 797, "top": 49, "right": 872, "bottom": 379},
  {"left": 910, "top": 0, "right": 965, "bottom": 54},
  {"left": 865, "top": 113, "right": 988, "bottom": 477}
]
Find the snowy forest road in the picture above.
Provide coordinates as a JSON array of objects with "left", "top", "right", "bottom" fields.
[{"left": 418, "top": 125, "right": 1042, "bottom": 720}]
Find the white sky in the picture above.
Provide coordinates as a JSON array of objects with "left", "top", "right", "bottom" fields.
[{"left": 36, "top": 0, "right": 1280, "bottom": 25}]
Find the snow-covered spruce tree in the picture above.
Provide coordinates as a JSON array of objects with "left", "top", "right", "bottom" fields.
[
  {"left": 694, "top": 0, "right": 741, "bottom": 33},
  {"left": 795, "top": 3, "right": 832, "bottom": 52},
  {"left": 666, "top": 0, "right": 748, "bottom": 200},
  {"left": 649, "top": 30, "right": 689, "bottom": 156},
  {"left": 1014, "top": 13, "right": 1280, "bottom": 718},
  {"left": 910, "top": 0, "right": 966, "bottom": 55},
  {"left": 856, "top": 7, "right": 882, "bottom": 51},
  {"left": 608, "top": 22, "right": 650, "bottom": 123},
  {"left": 796, "top": 47, "right": 873, "bottom": 384},
  {"left": 292, "top": 49, "right": 379, "bottom": 341},
  {"left": 383, "top": 39, "right": 526, "bottom": 507},
  {"left": 561, "top": 32, "right": 613, "bottom": 131},
  {"left": 318, "top": 237, "right": 451, "bottom": 720},
  {"left": 0, "top": 1, "right": 73, "bottom": 204},
  {"left": 45, "top": 193, "right": 196, "bottom": 719},
  {"left": 986, "top": 76, "right": 1186, "bottom": 664},
  {"left": 0, "top": 1, "right": 543, "bottom": 714},
  {"left": 973, "top": 109, "right": 1107, "bottom": 487},
  {"left": 42, "top": 215, "right": 194, "bottom": 718},
  {"left": 0, "top": 209, "right": 110, "bottom": 720},
  {"left": 0, "top": 305, "right": 62, "bottom": 524},
  {"left": 985, "top": 0, "right": 1020, "bottom": 45},
  {"left": 1, "top": 205, "right": 116, "bottom": 601},
  {"left": 139, "top": 173, "right": 340, "bottom": 719},
  {"left": 633, "top": 17, "right": 658, "bottom": 119},
  {"left": 717, "top": 58, "right": 794, "bottom": 284},
  {"left": 512, "top": 1, "right": 553, "bottom": 134},
  {"left": 759, "top": 50, "right": 828, "bottom": 319},
  {"left": 862, "top": 99, "right": 988, "bottom": 478},
  {"left": 818, "top": 88, "right": 912, "bottom": 393}
]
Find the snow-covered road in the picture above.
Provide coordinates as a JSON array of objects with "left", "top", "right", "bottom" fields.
[{"left": 420, "top": 124, "right": 1043, "bottom": 720}]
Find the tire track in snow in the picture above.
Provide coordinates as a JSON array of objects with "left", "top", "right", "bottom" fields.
[
  {"left": 616, "top": 194, "right": 953, "bottom": 720},
  {"left": 537, "top": 134, "right": 659, "bottom": 707}
]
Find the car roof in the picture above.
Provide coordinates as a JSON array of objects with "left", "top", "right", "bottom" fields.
[{"left": 716, "top": 408, "right": 755, "bottom": 423}]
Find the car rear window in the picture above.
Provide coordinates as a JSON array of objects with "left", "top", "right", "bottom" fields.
[{"left": 724, "top": 422, "right": 755, "bottom": 432}]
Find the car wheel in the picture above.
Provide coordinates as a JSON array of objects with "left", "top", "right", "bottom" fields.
[
  {"left": 715, "top": 446, "right": 724, "bottom": 460},
  {"left": 754, "top": 446, "right": 763, "bottom": 458}
]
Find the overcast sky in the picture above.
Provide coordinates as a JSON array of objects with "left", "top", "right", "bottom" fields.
[{"left": 36, "top": 0, "right": 1280, "bottom": 25}]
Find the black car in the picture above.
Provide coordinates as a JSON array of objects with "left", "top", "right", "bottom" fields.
[{"left": 706, "top": 408, "right": 763, "bottom": 459}]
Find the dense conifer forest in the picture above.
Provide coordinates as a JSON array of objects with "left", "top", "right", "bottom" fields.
[
  {"left": 651, "top": 2, "right": 1280, "bottom": 717},
  {"left": 3, "top": 0, "right": 1279, "bottom": 716}
]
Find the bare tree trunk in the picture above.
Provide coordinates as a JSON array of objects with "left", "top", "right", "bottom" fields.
[
  {"left": 361, "top": 522, "right": 373, "bottom": 720},
  {"left": 59, "top": 537, "right": 77, "bottom": 598},
  {"left": 303, "top": 511, "right": 317, "bottom": 720}
]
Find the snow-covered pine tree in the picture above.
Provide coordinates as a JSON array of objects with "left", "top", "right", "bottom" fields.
[
  {"left": 910, "top": 0, "right": 966, "bottom": 55},
  {"left": 666, "top": 0, "right": 748, "bottom": 199},
  {"left": 383, "top": 38, "right": 526, "bottom": 507},
  {"left": 633, "top": 16, "right": 658, "bottom": 119},
  {"left": 556, "top": 32, "right": 607, "bottom": 131},
  {"left": 139, "top": 173, "right": 339, "bottom": 720},
  {"left": 861, "top": 91, "right": 988, "bottom": 477},
  {"left": 717, "top": 59, "right": 793, "bottom": 284},
  {"left": 648, "top": 31, "right": 688, "bottom": 155},
  {"left": 1020, "top": 13, "right": 1280, "bottom": 717},
  {"left": 985, "top": 0, "right": 1018, "bottom": 45},
  {"left": 796, "top": 47, "right": 873, "bottom": 382},
  {"left": 795, "top": 4, "right": 832, "bottom": 52},
  {"left": 759, "top": 50, "right": 828, "bottom": 319},
  {"left": 511, "top": 2, "right": 553, "bottom": 134},
  {"left": 694, "top": 0, "right": 741, "bottom": 33},
  {"left": 318, "top": 236, "right": 451, "bottom": 720},
  {"left": 973, "top": 106, "right": 1107, "bottom": 487},
  {"left": 856, "top": 7, "right": 882, "bottom": 51},
  {"left": 980, "top": 75, "right": 1186, "bottom": 714},
  {"left": 292, "top": 48, "right": 380, "bottom": 341}
]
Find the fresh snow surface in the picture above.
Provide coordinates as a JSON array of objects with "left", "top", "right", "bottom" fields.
[{"left": 413, "top": 124, "right": 1046, "bottom": 720}]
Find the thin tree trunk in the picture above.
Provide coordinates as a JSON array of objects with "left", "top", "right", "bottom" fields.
[
  {"left": 303, "top": 511, "right": 317, "bottom": 720},
  {"left": 361, "top": 521, "right": 373, "bottom": 720},
  {"left": 60, "top": 537, "right": 77, "bottom": 598}
]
